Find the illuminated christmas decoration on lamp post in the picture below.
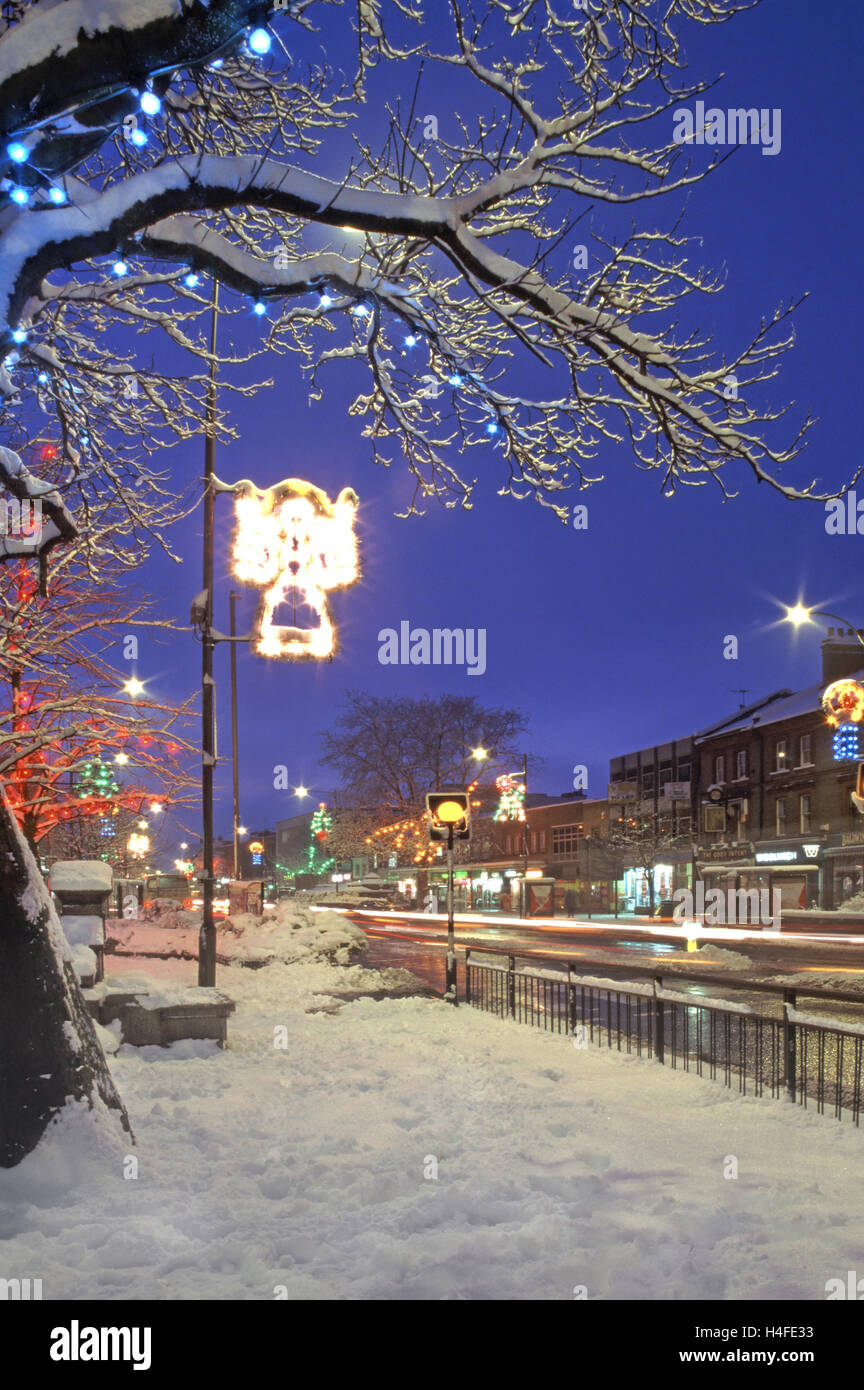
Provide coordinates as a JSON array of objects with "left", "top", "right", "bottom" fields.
[
  {"left": 225, "top": 477, "right": 359, "bottom": 660},
  {"left": 493, "top": 773, "right": 526, "bottom": 823}
]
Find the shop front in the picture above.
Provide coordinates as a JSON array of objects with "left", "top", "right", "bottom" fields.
[
  {"left": 696, "top": 840, "right": 822, "bottom": 919},
  {"left": 820, "top": 831, "right": 864, "bottom": 910},
  {"left": 619, "top": 858, "right": 692, "bottom": 914}
]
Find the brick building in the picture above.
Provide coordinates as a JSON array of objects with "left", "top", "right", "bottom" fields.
[{"left": 693, "top": 630, "right": 864, "bottom": 911}]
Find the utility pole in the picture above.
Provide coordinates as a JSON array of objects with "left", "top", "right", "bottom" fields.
[
  {"left": 198, "top": 281, "right": 219, "bottom": 989},
  {"left": 230, "top": 590, "right": 241, "bottom": 881},
  {"left": 521, "top": 751, "right": 530, "bottom": 918}
]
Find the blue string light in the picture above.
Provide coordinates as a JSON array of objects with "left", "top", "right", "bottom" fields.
[
  {"left": 11, "top": 329, "right": 26, "bottom": 343},
  {"left": 184, "top": 272, "right": 200, "bottom": 288},
  {"left": 139, "top": 90, "right": 161, "bottom": 117},
  {"left": 248, "top": 27, "right": 272, "bottom": 55},
  {"left": 112, "top": 259, "right": 129, "bottom": 277},
  {"left": 48, "top": 186, "right": 66, "bottom": 204},
  {"left": 319, "top": 293, "right": 333, "bottom": 308},
  {"left": 486, "top": 421, "right": 499, "bottom": 435},
  {"left": 252, "top": 300, "right": 267, "bottom": 316},
  {"left": 10, "top": 187, "right": 28, "bottom": 205},
  {"left": 130, "top": 128, "right": 149, "bottom": 147},
  {"left": 405, "top": 334, "right": 418, "bottom": 347},
  {"left": 448, "top": 373, "right": 463, "bottom": 387},
  {"left": 37, "top": 371, "right": 49, "bottom": 383},
  {"left": 6, "top": 142, "right": 27, "bottom": 163}
]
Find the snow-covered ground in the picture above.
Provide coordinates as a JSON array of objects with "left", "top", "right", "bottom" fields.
[{"left": 2, "top": 915, "right": 864, "bottom": 1301}]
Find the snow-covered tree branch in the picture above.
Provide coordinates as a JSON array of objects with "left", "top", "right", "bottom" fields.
[{"left": 0, "top": 0, "right": 841, "bottom": 548}]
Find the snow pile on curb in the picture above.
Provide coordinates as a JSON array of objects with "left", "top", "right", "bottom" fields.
[
  {"left": 691, "top": 943, "right": 752, "bottom": 967},
  {"left": 219, "top": 903, "right": 367, "bottom": 968}
]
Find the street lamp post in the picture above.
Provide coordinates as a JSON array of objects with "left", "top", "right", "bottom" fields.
[
  {"left": 229, "top": 590, "right": 241, "bottom": 881},
  {"left": 472, "top": 745, "right": 529, "bottom": 916},
  {"left": 784, "top": 604, "right": 864, "bottom": 648},
  {"left": 198, "top": 280, "right": 219, "bottom": 989}
]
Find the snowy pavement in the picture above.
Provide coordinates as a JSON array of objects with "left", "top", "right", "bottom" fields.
[{"left": 3, "top": 939, "right": 864, "bottom": 1300}]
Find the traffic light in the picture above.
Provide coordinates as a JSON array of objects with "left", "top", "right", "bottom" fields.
[
  {"left": 426, "top": 791, "right": 471, "bottom": 841},
  {"left": 853, "top": 763, "right": 864, "bottom": 815}
]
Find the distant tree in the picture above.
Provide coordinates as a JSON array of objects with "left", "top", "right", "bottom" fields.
[{"left": 604, "top": 810, "right": 689, "bottom": 916}]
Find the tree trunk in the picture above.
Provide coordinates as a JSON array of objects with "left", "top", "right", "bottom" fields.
[{"left": 0, "top": 788, "right": 132, "bottom": 1168}]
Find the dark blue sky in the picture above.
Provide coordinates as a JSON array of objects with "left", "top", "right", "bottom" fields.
[{"left": 127, "top": 0, "right": 864, "bottom": 851}]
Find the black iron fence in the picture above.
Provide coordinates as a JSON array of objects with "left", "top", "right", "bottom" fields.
[{"left": 463, "top": 947, "right": 864, "bottom": 1125}]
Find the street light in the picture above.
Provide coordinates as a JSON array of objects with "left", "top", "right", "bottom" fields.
[
  {"left": 295, "top": 785, "right": 309, "bottom": 799},
  {"left": 472, "top": 745, "right": 530, "bottom": 915},
  {"left": 783, "top": 603, "right": 864, "bottom": 648},
  {"left": 122, "top": 677, "right": 145, "bottom": 698}
]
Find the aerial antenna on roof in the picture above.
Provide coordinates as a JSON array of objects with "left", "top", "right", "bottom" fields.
[{"left": 731, "top": 688, "right": 750, "bottom": 709}]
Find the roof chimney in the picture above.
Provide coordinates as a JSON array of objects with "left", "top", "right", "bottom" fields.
[{"left": 822, "top": 629, "right": 864, "bottom": 685}]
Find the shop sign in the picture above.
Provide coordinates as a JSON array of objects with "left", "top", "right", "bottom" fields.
[{"left": 755, "top": 849, "right": 799, "bottom": 864}]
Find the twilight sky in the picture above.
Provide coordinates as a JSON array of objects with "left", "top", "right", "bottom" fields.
[{"left": 122, "top": 0, "right": 864, "bottom": 852}]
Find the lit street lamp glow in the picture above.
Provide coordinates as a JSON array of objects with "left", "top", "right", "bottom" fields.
[
  {"left": 472, "top": 746, "right": 489, "bottom": 761},
  {"left": 785, "top": 603, "right": 813, "bottom": 627},
  {"left": 122, "top": 677, "right": 145, "bottom": 698},
  {"left": 295, "top": 785, "right": 309, "bottom": 799}
]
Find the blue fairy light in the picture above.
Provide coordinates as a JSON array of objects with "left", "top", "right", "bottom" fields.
[
  {"left": 6, "top": 142, "right": 27, "bottom": 164},
  {"left": 252, "top": 300, "right": 267, "bottom": 316},
  {"left": 139, "top": 90, "right": 161, "bottom": 116},
  {"left": 48, "top": 186, "right": 66, "bottom": 204},
  {"left": 10, "top": 187, "right": 28, "bottom": 205},
  {"left": 11, "top": 328, "right": 26, "bottom": 343},
  {"left": 448, "top": 373, "right": 463, "bottom": 387},
  {"left": 130, "top": 128, "right": 149, "bottom": 147},
  {"left": 319, "top": 293, "right": 333, "bottom": 308},
  {"left": 405, "top": 334, "right": 418, "bottom": 347},
  {"left": 248, "top": 28, "right": 272, "bottom": 56},
  {"left": 184, "top": 272, "right": 200, "bottom": 288},
  {"left": 113, "top": 259, "right": 129, "bottom": 276}
]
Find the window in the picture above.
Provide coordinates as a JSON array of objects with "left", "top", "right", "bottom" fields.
[
  {"left": 539, "top": 831, "right": 546, "bottom": 851},
  {"left": 506, "top": 835, "right": 512, "bottom": 855},
  {"left": 776, "top": 798, "right": 787, "bottom": 835},
  {"left": 775, "top": 739, "right": 788, "bottom": 771},
  {"left": 642, "top": 769, "right": 655, "bottom": 793},
  {"left": 799, "top": 733, "right": 812, "bottom": 766},
  {"left": 736, "top": 749, "right": 747, "bottom": 779},
  {"left": 677, "top": 759, "right": 691, "bottom": 781},
  {"left": 531, "top": 831, "right": 538, "bottom": 852},
  {"left": 800, "top": 794, "right": 812, "bottom": 833},
  {"left": 714, "top": 754, "right": 725, "bottom": 784},
  {"left": 551, "top": 824, "right": 584, "bottom": 856}
]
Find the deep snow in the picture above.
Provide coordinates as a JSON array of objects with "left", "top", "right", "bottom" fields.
[{"left": 3, "top": 921, "right": 864, "bottom": 1301}]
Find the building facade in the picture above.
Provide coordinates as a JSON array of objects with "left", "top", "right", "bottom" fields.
[{"left": 692, "top": 630, "right": 864, "bottom": 912}]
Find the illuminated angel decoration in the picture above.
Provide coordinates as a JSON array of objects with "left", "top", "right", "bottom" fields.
[
  {"left": 822, "top": 678, "right": 864, "bottom": 727},
  {"left": 223, "top": 477, "right": 359, "bottom": 660}
]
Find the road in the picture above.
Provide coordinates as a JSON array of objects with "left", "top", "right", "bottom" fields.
[{"left": 334, "top": 906, "right": 864, "bottom": 999}]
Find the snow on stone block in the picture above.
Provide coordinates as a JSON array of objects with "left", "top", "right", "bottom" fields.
[
  {"left": 70, "top": 944, "right": 97, "bottom": 985},
  {"left": 61, "top": 915, "right": 105, "bottom": 947},
  {"left": 49, "top": 861, "right": 113, "bottom": 894}
]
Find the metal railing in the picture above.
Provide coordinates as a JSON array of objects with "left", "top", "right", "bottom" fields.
[{"left": 463, "top": 947, "right": 864, "bottom": 1124}]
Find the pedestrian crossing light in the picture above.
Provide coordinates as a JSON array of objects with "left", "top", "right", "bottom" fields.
[
  {"left": 853, "top": 763, "right": 864, "bottom": 816},
  {"left": 426, "top": 791, "right": 471, "bottom": 841}
]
